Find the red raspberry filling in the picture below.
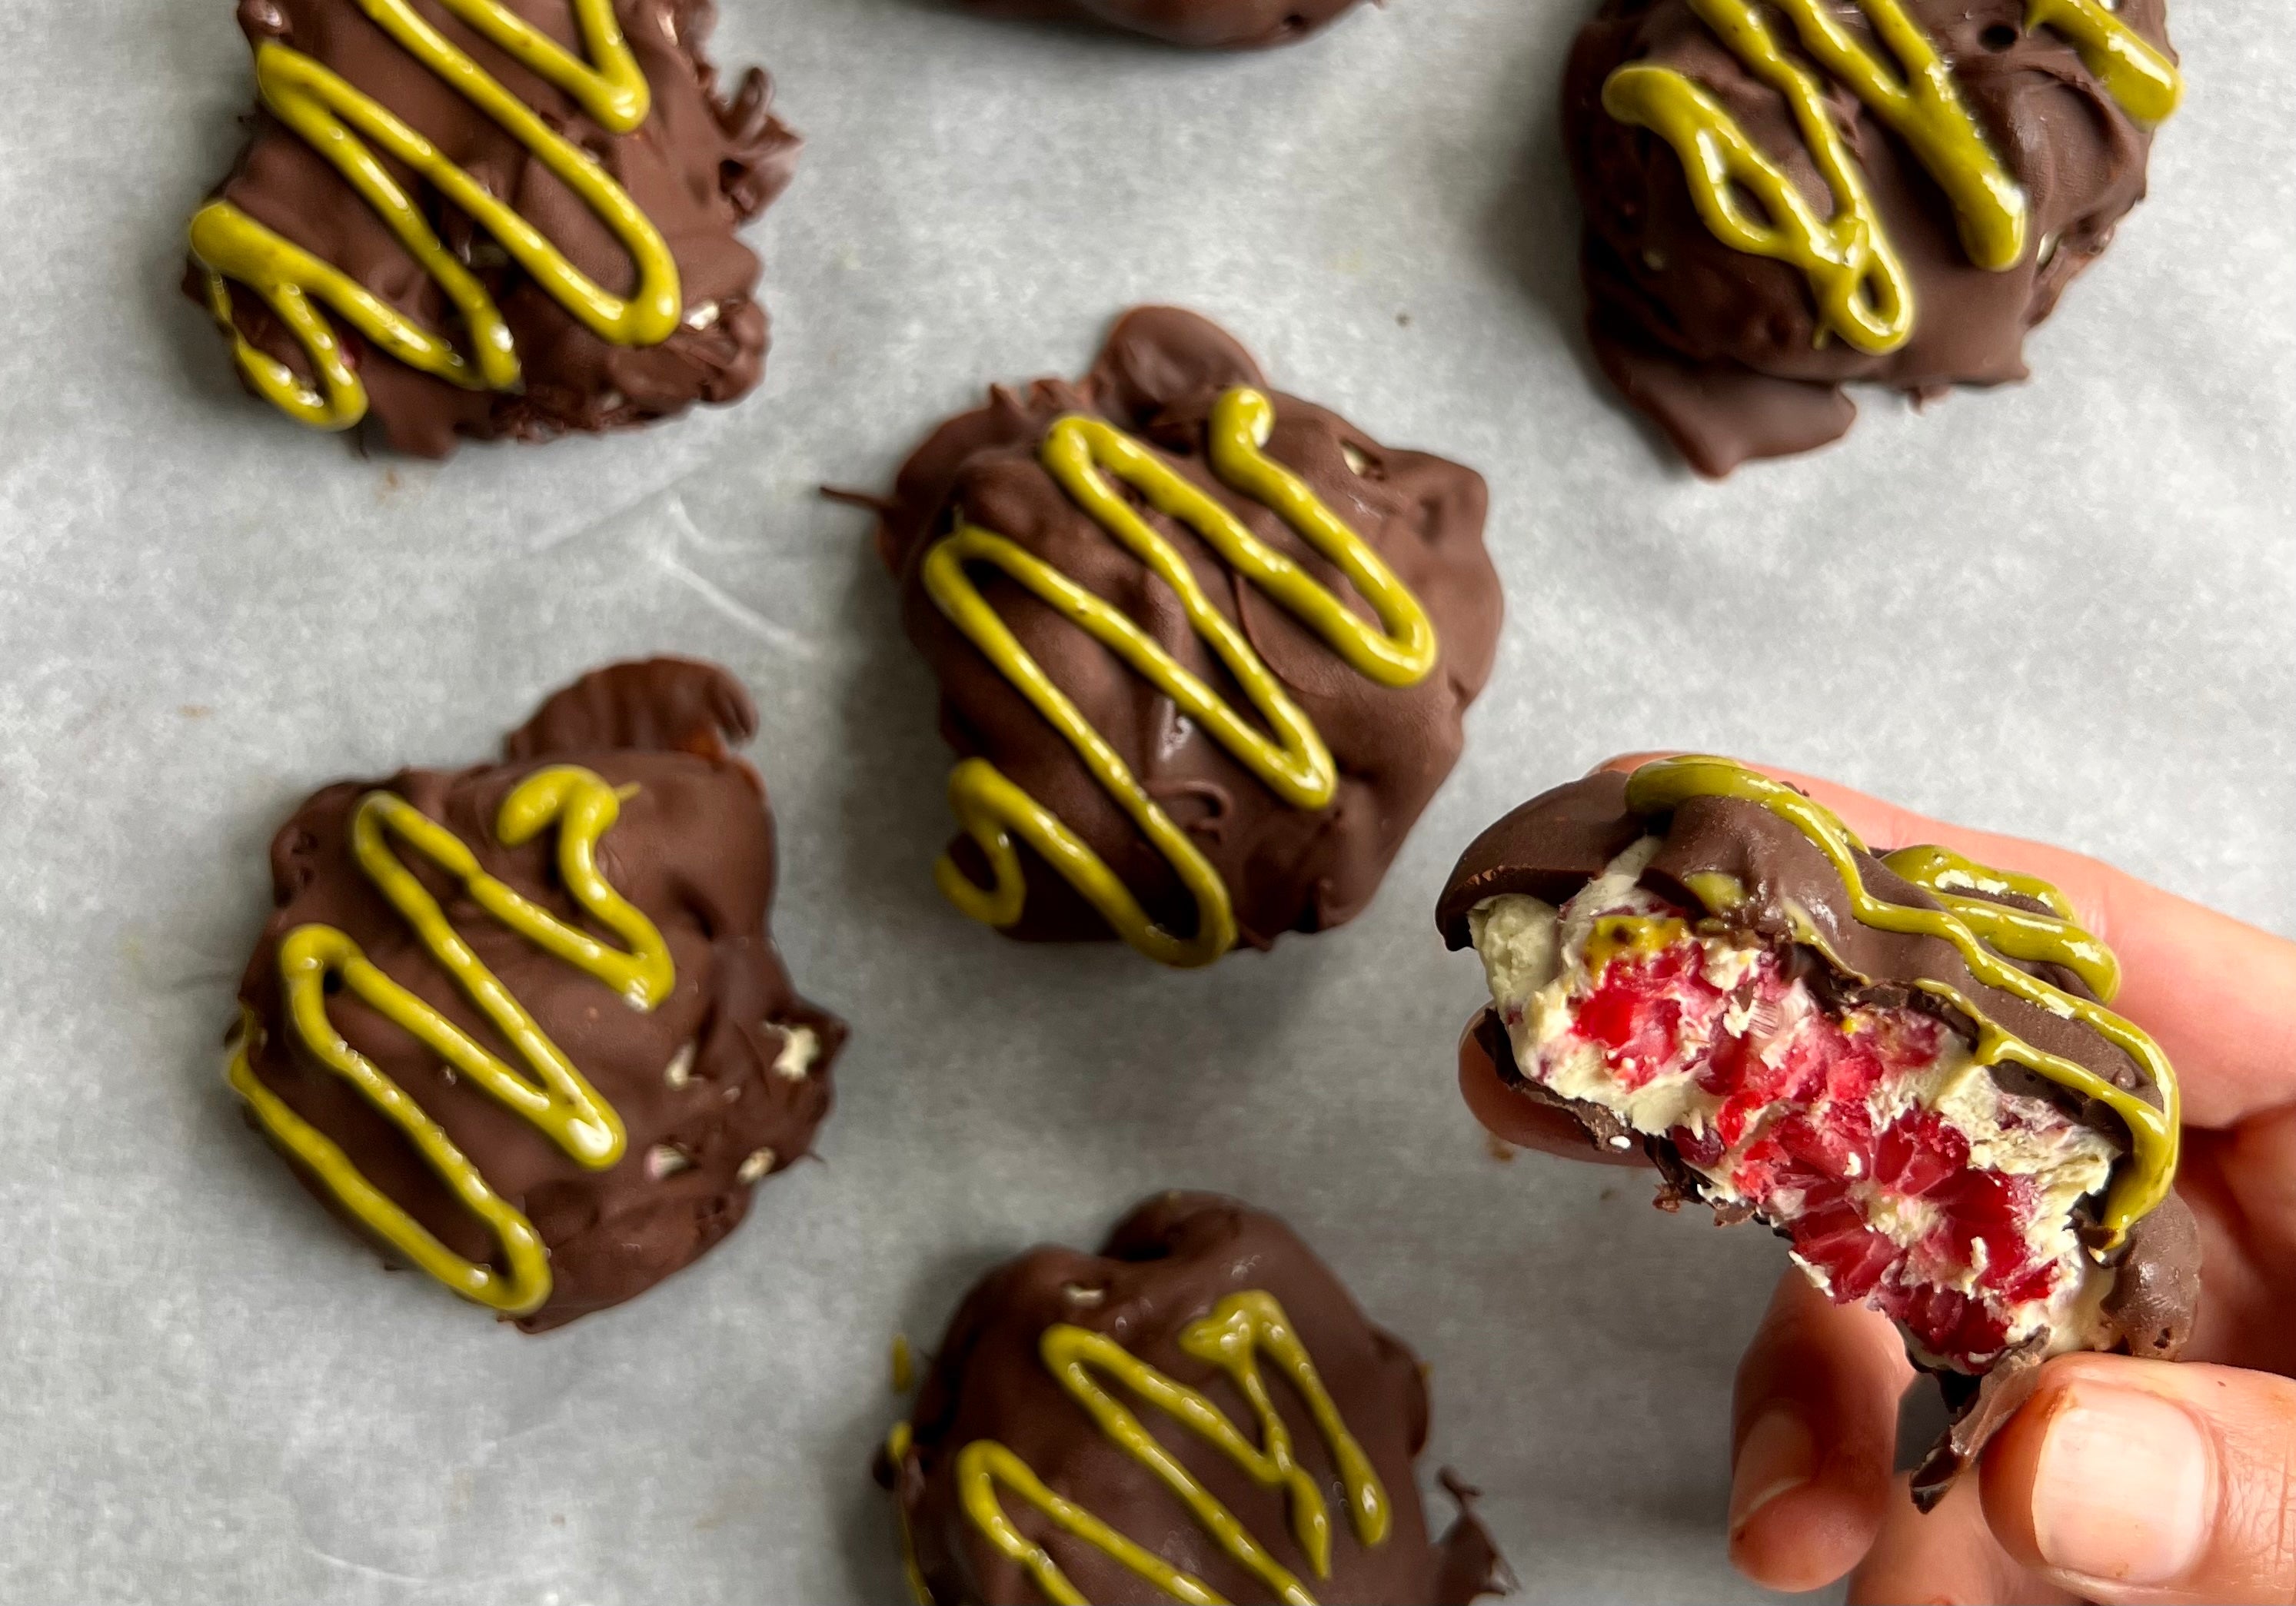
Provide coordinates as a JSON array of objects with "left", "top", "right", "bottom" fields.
[{"left": 1536, "top": 903, "right": 2083, "bottom": 1371}]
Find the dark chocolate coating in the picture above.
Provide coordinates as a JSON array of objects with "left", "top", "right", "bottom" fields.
[
  {"left": 188, "top": 0, "right": 800, "bottom": 457},
  {"left": 953, "top": 0, "right": 1364, "bottom": 49},
  {"left": 1438, "top": 774, "right": 2202, "bottom": 1501},
  {"left": 233, "top": 657, "right": 843, "bottom": 1330},
  {"left": 890, "top": 1193, "right": 1511, "bottom": 1604},
  {"left": 875, "top": 307, "right": 1502, "bottom": 953},
  {"left": 1439, "top": 774, "right": 2166, "bottom": 1119},
  {"left": 1563, "top": 0, "right": 2174, "bottom": 475}
]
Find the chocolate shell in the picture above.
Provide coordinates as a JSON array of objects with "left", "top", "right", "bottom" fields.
[
  {"left": 230, "top": 657, "right": 843, "bottom": 1330},
  {"left": 1563, "top": 0, "right": 2176, "bottom": 474},
  {"left": 953, "top": 0, "right": 1365, "bottom": 48},
  {"left": 873, "top": 306, "right": 1502, "bottom": 959},
  {"left": 885, "top": 1192, "right": 1511, "bottom": 1604},
  {"left": 1439, "top": 773, "right": 2200, "bottom": 1503}
]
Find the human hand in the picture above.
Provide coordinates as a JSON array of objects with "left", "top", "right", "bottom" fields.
[{"left": 1456, "top": 756, "right": 2296, "bottom": 1603}]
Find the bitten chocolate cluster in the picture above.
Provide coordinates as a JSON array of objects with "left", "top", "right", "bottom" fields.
[
  {"left": 1439, "top": 758, "right": 2200, "bottom": 1503},
  {"left": 228, "top": 657, "right": 843, "bottom": 1330}
]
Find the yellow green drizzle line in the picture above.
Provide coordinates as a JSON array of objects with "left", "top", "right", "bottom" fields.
[
  {"left": 1602, "top": 0, "right": 2181, "bottom": 353},
  {"left": 1878, "top": 843, "right": 2121, "bottom": 1003},
  {"left": 1621, "top": 756, "right": 2177, "bottom": 1249},
  {"left": 923, "top": 385, "right": 1437, "bottom": 968},
  {"left": 187, "top": 0, "right": 678, "bottom": 431},
  {"left": 2027, "top": 0, "right": 2182, "bottom": 123},
  {"left": 226, "top": 765, "right": 674, "bottom": 1315},
  {"left": 885, "top": 1421, "right": 937, "bottom": 1606},
  {"left": 1586, "top": 913, "right": 1692, "bottom": 981},
  {"left": 944, "top": 1290, "right": 1388, "bottom": 1605}
]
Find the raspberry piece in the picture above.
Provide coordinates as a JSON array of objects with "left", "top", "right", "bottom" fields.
[
  {"left": 1888, "top": 1285, "right": 2009, "bottom": 1364},
  {"left": 1934, "top": 1169, "right": 2040, "bottom": 1289},
  {"left": 1790, "top": 1198, "right": 1898, "bottom": 1301},
  {"left": 1874, "top": 1112, "right": 1965, "bottom": 1198},
  {"left": 1575, "top": 939, "right": 1715, "bottom": 1085},
  {"left": 1772, "top": 1106, "right": 1876, "bottom": 1189},
  {"left": 1573, "top": 983, "right": 1679, "bottom": 1080}
]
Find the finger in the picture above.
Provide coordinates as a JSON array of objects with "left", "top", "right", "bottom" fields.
[
  {"left": 1589, "top": 753, "right": 2296, "bottom": 1129},
  {"left": 1728, "top": 1269, "right": 1915, "bottom": 1593},
  {"left": 1982, "top": 1355, "right": 2296, "bottom": 1604},
  {"left": 1846, "top": 1471, "right": 2076, "bottom": 1606},
  {"left": 1456, "top": 1015, "right": 1649, "bottom": 1166},
  {"left": 2178, "top": 1116, "right": 2296, "bottom": 1374}
]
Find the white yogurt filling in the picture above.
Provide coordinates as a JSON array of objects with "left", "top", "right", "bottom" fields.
[{"left": 1470, "top": 839, "right": 2121, "bottom": 1362}]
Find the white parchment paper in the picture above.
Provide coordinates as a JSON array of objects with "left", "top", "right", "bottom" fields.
[{"left": 2, "top": 0, "right": 2292, "bottom": 1600}]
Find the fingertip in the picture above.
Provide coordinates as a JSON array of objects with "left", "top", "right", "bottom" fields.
[
  {"left": 1978, "top": 1351, "right": 2212, "bottom": 1567},
  {"left": 1732, "top": 1475, "right": 1888, "bottom": 1594},
  {"left": 1974, "top": 1365, "right": 2061, "bottom": 1568},
  {"left": 1456, "top": 1014, "right": 1651, "bottom": 1165},
  {"left": 1723, "top": 1274, "right": 1910, "bottom": 1591},
  {"left": 1454, "top": 1014, "right": 1508, "bottom": 1134},
  {"left": 1453, "top": 1014, "right": 1535, "bottom": 1144},
  {"left": 1978, "top": 1355, "right": 2235, "bottom": 1598},
  {"left": 1848, "top": 1472, "right": 2077, "bottom": 1606},
  {"left": 1736, "top": 1270, "right": 1916, "bottom": 1429}
]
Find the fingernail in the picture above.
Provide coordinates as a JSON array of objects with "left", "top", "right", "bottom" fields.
[
  {"left": 1729, "top": 1406, "right": 1816, "bottom": 1535},
  {"left": 2031, "top": 1384, "right": 2211, "bottom": 1585}
]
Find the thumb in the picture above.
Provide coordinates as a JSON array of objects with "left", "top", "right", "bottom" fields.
[{"left": 1982, "top": 1355, "right": 2296, "bottom": 1603}]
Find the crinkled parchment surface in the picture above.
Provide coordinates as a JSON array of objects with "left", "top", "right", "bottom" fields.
[{"left": 0, "top": 0, "right": 2291, "bottom": 1600}]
